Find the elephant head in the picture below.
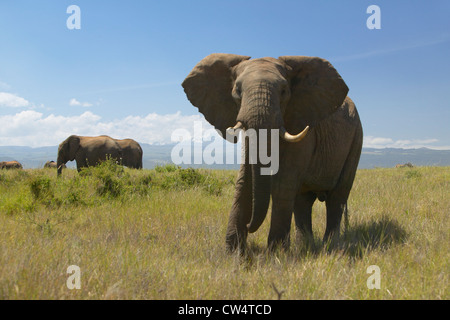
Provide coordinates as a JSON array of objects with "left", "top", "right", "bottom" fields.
[
  {"left": 182, "top": 54, "right": 349, "bottom": 237},
  {"left": 57, "top": 135, "right": 80, "bottom": 176}
]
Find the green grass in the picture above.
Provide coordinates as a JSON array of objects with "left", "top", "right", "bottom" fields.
[{"left": 0, "top": 162, "right": 448, "bottom": 299}]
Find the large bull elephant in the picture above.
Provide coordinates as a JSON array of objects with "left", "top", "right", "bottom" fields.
[
  {"left": 57, "top": 135, "right": 122, "bottom": 176},
  {"left": 0, "top": 160, "right": 23, "bottom": 169},
  {"left": 182, "top": 54, "right": 363, "bottom": 251},
  {"left": 101, "top": 136, "right": 143, "bottom": 169}
]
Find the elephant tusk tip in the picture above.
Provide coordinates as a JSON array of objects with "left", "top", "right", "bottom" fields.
[
  {"left": 280, "top": 125, "right": 309, "bottom": 143},
  {"left": 226, "top": 121, "right": 244, "bottom": 136}
]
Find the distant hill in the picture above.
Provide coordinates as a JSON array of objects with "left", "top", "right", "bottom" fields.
[
  {"left": 1, "top": 144, "right": 449, "bottom": 169},
  {"left": 359, "top": 148, "right": 450, "bottom": 168}
]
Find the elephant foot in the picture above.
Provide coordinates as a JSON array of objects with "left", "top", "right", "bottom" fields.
[
  {"left": 322, "top": 230, "right": 341, "bottom": 251},
  {"left": 226, "top": 231, "right": 247, "bottom": 254},
  {"left": 267, "top": 233, "right": 291, "bottom": 252},
  {"left": 295, "top": 230, "right": 316, "bottom": 252}
]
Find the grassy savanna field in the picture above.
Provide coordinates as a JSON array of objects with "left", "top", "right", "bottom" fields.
[{"left": 0, "top": 162, "right": 448, "bottom": 299}]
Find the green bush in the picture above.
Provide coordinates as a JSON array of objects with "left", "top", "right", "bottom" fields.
[
  {"left": 30, "top": 176, "right": 54, "bottom": 203},
  {"left": 154, "top": 166, "right": 225, "bottom": 196},
  {"left": 405, "top": 169, "right": 422, "bottom": 179},
  {"left": 154, "top": 163, "right": 180, "bottom": 173},
  {"left": 82, "top": 159, "right": 126, "bottom": 198},
  {"left": 1, "top": 193, "right": 35, "bottom": 215},
  {"left": 178, "top": 168, "right": 205, "bottom": 186}
]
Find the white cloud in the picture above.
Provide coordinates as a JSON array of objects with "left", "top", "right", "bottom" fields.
[
  {"left": 0, "top": 92, "right": 30, "bottom": 108},
  {"left": 0, "top": 110, "right": 218, "bottom": 148},
  {"left": 364, "top": 136, "right": 450, "bottom": 150},
  {"left": 69, "top": 98, "right": 93, "bottom": 107},
  {"left": 3, "top": 111, "right": 449, "bottom": 151}
]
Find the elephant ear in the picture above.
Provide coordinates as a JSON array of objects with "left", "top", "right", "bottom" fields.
[
  {"left": 182, "top": 53, "right": 251, "bottom": 139},
  {"left": 68, "top": 135, "right": 80, "bottom": 161},
  {"left": 278, "top": 56, "right": 349, "bottom": 128}
]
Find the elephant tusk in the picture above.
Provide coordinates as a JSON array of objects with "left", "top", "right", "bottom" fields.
[
  {"left": 280, "top": 125, "right": 309, "bottom": 143},
  {"left": 226, "top": 121, "right": 243, "bottom": 136}
]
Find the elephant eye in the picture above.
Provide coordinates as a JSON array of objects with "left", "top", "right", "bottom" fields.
[
  {"left": 280, "top": 86, "right": 290, "bottom": 100},
  {"left": 233, "top": 86, "right": 242, "bottom": 100}
]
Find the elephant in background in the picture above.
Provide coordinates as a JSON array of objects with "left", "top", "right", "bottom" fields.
[
  {"left": 57, "top": 135, "right": 122, "bottom": 176},
  {"left": 101, "top": 136, "right": 143, "bottom": 169},
  {"left": 396, "top": 163, "right": 413, "bottom": 168},
  {"left": 0, "top": 161, "right": 23, "bottom": 169},
  {"left": 44, "top": 161, "right": 66, "bottom": 169},
  {"left": 183, "top": 54, "right": 363, "bottom": 251}
]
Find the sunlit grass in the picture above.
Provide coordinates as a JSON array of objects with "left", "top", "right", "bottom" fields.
[{"left": 0, "top": 163, "right": 448, "bottom": 299}]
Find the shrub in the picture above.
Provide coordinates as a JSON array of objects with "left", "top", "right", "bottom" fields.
[
  {"left": 77, "top": 158, "right": 127, "bottom": 199},
  {"left": 1, "top": 193, "right": 35, "bottom": 215},
  {"left": 154, "top": 166, "right": 226, "bottom": 196},
  {"left": 30, "top": 176, "right": 54, "bottom": 203},
  {"left": 154, "top": 164, "right": 180, "bottom": 173},
  {"left": 97, "top": 174, "right": 123, "bottom": 198},
  {"left": 178, "top": 168, "right": 205, "bottom": 186},
  {"left": 405, "top": 169, "right": 422, "bottom": 179}
]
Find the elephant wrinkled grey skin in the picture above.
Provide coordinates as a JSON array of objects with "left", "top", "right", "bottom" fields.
[
  {"left": 0, "top": 160, "right": 23, "bottom": 169},
  {"left": 182, "top": 54, "right": 363, "bottom": 252},
  {"left": 101, "top": 136, "right": 143, "bottom": 169},
  {"left": 57, "top": 135, "right": 122, "bottom": 176}
]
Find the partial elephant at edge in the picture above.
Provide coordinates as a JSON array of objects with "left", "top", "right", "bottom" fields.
[{"left": 0, "top": 160, "right": 23, "bottom": 170}]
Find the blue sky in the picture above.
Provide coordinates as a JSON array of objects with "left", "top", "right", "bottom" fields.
[{"left": 0, "top": 0, "right": 449, "bottom": 148}]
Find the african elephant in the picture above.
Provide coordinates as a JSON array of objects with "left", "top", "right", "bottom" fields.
[
  {"left": 100, "top": 136, "right": 143, "bottom": 169},
  {"left": 396, "top": 163, "right": 413, "bottom": 168},
  {"left": 44, "top": 161, "right": 66, "bottom": 169},
  {"left": 0, "top": 160, "right": 23, "bottom": 169},
  {"left": 57, "top": 135, "right": 122, "bottom": 176},
  {"left": 182, "top": 54, "right": 363, "bottom": 251}
]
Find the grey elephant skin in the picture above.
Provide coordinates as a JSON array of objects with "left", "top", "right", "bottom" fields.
[
  {"left": 101, "top": 136, "right": 143, "bottom": 169},
  {"left": 57, "top": 135, "right": 123, "bottom": 176},
  {"left": 0, "top": 160, "right": 23, "bottom": 169},
  {"left": 182, "top": 53, "right": 363, "bottom": 251}
]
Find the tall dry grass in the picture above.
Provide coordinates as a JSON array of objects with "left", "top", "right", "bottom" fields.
[{"left": 0, "top": 163, "right": 448, "bottom": 299}]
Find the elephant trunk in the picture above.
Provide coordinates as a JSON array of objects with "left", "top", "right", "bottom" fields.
[
  {"left": 56, "top": 154, "right": 64, "bottom": 176},
  {"left": 247, "top": 162, "right": 271, "bottom": 233},
  {"left": 232, "top": 82, "right": 310, "bottom": 234},
  {"left": 235, "top": 84, "right": 279, "bottom": 234},
  {"left": 57, "top": 162, "right": 63, "bottom": 176}
]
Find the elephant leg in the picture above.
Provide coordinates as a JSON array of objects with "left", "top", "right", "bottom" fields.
[
  {"left": 268, "top": 144, "right": 305, "bottom": 250},
  {"left": 226, "top": 164, "right": 252, "bottom": 253},
  {"left": 324, "top": 196, "right": 345, "bottom": 241},
  {"left": 294, "top": 192, "right": 316, "bottom": 238},
  {"left": 324, "top": 128, "right": 362, "bottom": 242},
  {"left": 76, "top": 161, "right": 82, "bottom": 172},
  {"left": 268, "top": 198, "right": 295, "bottom": 250}
]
